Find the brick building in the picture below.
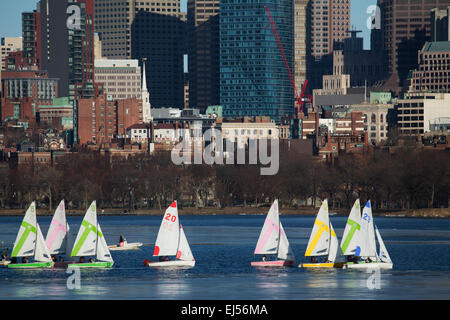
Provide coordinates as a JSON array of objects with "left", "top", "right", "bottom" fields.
[
  {"left": 77, "top": 95, "right": 144, "bottom": 145},
  {"left": 0, "top": 70, "right": 58, "bottom": 122}
]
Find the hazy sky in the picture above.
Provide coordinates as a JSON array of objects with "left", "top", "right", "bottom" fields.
[{"left": 1, "top": 0, "right": 377, "bottom": 49}]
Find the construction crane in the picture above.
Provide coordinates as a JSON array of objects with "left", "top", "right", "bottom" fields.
[{"left": 264, "top": 6, "right": 310, "bottom": 114}]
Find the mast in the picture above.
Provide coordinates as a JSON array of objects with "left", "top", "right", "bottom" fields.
[
  {"left": 95, "top": 203, "right": 99, "bottom": 260},
  {"left": 276, "top": 211, "right": 281, "bottom": 259}
]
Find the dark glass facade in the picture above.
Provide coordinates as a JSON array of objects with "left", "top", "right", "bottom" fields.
[{"left": 220, "top": 0, "right": 294, "bottom": 123}]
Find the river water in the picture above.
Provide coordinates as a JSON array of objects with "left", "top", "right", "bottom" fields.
[{"left": 0, "top": 214, "right": 449, "bottom": 300}]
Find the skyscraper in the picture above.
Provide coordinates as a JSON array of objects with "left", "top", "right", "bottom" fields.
[
  {"left": 187, "top": 0, "right": 220, "bottom": 112},
  {"left": 95, "top": 0, "right": 187, "bottom": 108},
  {"left": 39, "top": 0, "right": 98, "bottom": 100},
  {"left": 94, "top": 0, "right": 186, "bottom": 59},
  {"left": 22, "top": 11, "right": 42, "bottom": 69},
  {"left": 309, "top": 0, "right": 351, "bottom": 59},
  {"left": 377, "top": 0, "right": 450, "bottom": 94},
  {"left": 294, "top": 0, "right": 309, "bottom": 99},
  {"left": 220, "top": 0, "right": 294, "bottom": 123}
]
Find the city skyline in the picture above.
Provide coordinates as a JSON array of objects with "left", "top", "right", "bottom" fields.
[{"left": 1, "top": 0, "right": 376, "bottom": 49}]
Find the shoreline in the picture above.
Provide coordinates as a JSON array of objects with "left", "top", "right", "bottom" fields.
[{"left": 0, "top": 207, "right": 448, "bottom": 218}]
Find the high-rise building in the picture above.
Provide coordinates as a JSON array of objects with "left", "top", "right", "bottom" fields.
[
  {"left": 377, "top": 0, "right": 450, "bottom": 94},
  {"left": 220, "top": 0, "right": 294, "bottom": 123},
  {"left": 187, "top": 0, "right": 220, "bottom": 112},
  {"left": 431, "top": 6, "right": 450, "bottom": 42},
  {"left": 294, "top": 0, "right": 309, "bottom": 96},
  {"left": 306, "top": 0, "right": 351, "bottom": 90},
  {"left": 94, "top": 0, "right": 186, "bottom": 59},
  {"left": 39, "top": 0, "right": 98, "bottom": 100},
  {"left": 309, "top": 0, "right": 351, "bottom": 59},
  {"left": 94, "top": 0, "right": 187, "bottom": 108},
  {"left": 22, "top": 11, "right": 42, "bottom": 69}
]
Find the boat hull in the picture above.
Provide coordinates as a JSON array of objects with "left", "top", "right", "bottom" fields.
[
  {"left": 251, "top": 260, "right": 295, "bottom": 267},
  {"left": 8, "top": 261, "right": 54, "bottom": 269},
  {"left": 343, "top": 261, "right": 393, "bottom": 269},
  {"left": 64, "top": 261, "right": 114, "bottom": 268},
  {"left": 146, "top": 260, "right": 195, "bottom": 268},
  {"left": 300, "top": 262, "right": 345, "bottom": 268},
  {"left": 108, "top": 242, "right": 143, "bottom": 251},
  {"left": 0, "top": 260, "right": 11, "bottom": 267}
]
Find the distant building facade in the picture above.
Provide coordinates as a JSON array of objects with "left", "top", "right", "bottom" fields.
[
  {"left": 377, "top": 0, "right": 450, "bottom": 94},
  {"left": 187, "top": 0, "right": 220, "bottom": 112},
  {"left": 396, "top": 93, "right": 450, "bottom": 136},
  {"left": 408, "top": 42, "right": 450, "bottom": 93},
  {"left": 220, "top": 0, "right": 294, "bottom": 123},
  {"left": 1, "top": 37, "right": 23, "bottom": 71},
  {"left": 94, "top": 59, "right": 142, "bottom": 100}
]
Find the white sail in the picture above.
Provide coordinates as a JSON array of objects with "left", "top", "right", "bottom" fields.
[
  {"left": 254, "top": 200, "right": 280, "bottom": 255},
  {"left": 375, "top": 225, "right": 392, "bottom": 263},
  {"left": 70, "top": 201, "right": 99, "bottom": 258},
  {"left": 340, "top": 199, "right": 362, "bottom": 256},
  {"left": 11, "top": 202, "right": 38, "bottom": 258},
  {"left": 46, "top": 200, "right": 70, "bottom": 255},
  {"left": 95, "top": 224, "right": 113, "bottom": 262},
  {"left": 35, "top": 224, "right": 52, "bottom": 262},
  {"left": 277, "top": 223, "right": 295, "bottom": 261},
  {"left": 177, "top": 225, "right": 194, "bottom": 261},
  {"left": 305, "top": 199, "right": 333, "bottom": 257},
  {"left": 153, "top": 201, "right": 180, "bottom": 257},
  {"left": 327, "top": 222, "right": 339, "bottom": 262},
  {"left": 359, "top": 201, "right": 377, "bottom": 258}
]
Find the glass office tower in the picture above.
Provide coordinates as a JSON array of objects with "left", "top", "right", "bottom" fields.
[{"left": 220, "top": 0, "right": 294, "bottom": 123}]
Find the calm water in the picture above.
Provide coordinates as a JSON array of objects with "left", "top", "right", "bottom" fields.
[{"left": 0, "top": 214, "right": 449, "bottom": 300}]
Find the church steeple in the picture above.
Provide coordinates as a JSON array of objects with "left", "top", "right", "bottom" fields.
[{"left": 142, "top": 59, "right": 152, "bottom": 123}]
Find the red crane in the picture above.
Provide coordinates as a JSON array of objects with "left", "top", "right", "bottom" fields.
[{"left": 264, "top": 6, "right": 310, "bottom": 114}]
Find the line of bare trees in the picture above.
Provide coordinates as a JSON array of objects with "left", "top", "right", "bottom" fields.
[{"left": 0, "top": 148, "right": 448, "bottom": 212}]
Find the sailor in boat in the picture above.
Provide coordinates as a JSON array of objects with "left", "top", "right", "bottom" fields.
[
  {"left": 79, "top": 256, "right": 85, "bottom": 263},
  {"left": 262, "top": 255, "right": 267, "bottom": 262},
  {"left": 1, "top": 248, "right": 8, "bottom": 261},
  {"left": 119, "top": 235, "right": 126, "bottom": 247},
  {"left": 89, "top": 258, "right": 95, "bottom": 263},
  {"left": 22, "top": 257, "right": 28, "bottom": 264},
  {"left": 310, "top": 256, "right": 318, "bottom": 263}
]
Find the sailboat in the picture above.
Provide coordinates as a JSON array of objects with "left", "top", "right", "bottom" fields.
[
  {"left": 300, "top": 199, "right": 344, "bottom": 268},
  {"left": 145, "top": 200, "right": 195, "bottom": 268},
  {"left": 69, "top": 201, "right": 114, "bottom": 268},
  {"left": 45, "top": 200, "right": 71, "bottom": 266},
  {"left": 340, "top": 199, "right": 363, "bottom": 261},
  {"left": 108, "top": 234, "right": 143, "bottom": 251},
  {"left": 251, "top": 199, "right": 295, "bottom": 267},
  {"left": 343, "top": 200, "right": 393, "bottom": 269},
  {"left": 8, "top": 202, "right": 54, "bottom": 269}
]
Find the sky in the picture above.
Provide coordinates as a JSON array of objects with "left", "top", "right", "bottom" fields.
[{"left": 1, "top": 0, "right": 377, "bottom": 49}]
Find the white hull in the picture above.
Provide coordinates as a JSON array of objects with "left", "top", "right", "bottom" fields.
[
  {"left": 0, "top": 260, "right": 11, "bottom": 267},
  {"left": 108, "top": 242, "right": 143, "bottom": 251},
  {"left": 344, "top": 262, "right": 393, "bottom": 269},
  {"left": 146, "top": 260, "right": 195, "bottom": 268}
]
